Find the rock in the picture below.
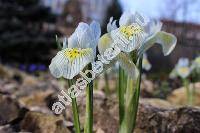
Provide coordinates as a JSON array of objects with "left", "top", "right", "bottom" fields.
[
  {"left": 94, "top": 105, "right": 118, "bottom": 133},
  {"left": 96, "top": 128, "right": 105, "bottom": 133},
  {"left": 140, "top": 98, "right": 173, "bottom": 109},
  {"left": 17, "top": 90, "right": 54, "bottom": 114},
  {"left": 22, "top": 76, "right": 38, "bottom": 86},
  {"left": 167, "top": 82, "right": 200, "bottom": 106},
  {"left": 0, "top": 125, "right": 14, "bottom": 133},
  {"left": 0, "top": 94, "right": 20, "bottom": 125},
  {"left": 0, "top": 64, "right": 26, "bottom": 80},
  {"left": 0, "top": 65, "right": 10, "bottom": 78},
  {"left": 135, "top": 103, "right": 200, "bottom": 133},
  {"left": 140, "top": 79, "right": 155, "bottom": 97},
  {"left": 0, "top": 81, "right": 18, "bottom": 94},
  {"left": 18, "top": 90, "right": 53, "bottom": 108},
  {"left": 20, "top": 111, "right": 70, "bottom": 133}
]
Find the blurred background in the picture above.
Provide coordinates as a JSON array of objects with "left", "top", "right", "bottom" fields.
[
  {"left": 0, "top": 0, "right": 200, "bottom": 132},
  {"left": 0, "top": 0, "right": 199, "bottom": 70}
]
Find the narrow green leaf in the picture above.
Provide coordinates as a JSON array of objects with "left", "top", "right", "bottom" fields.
[
  {"left": 84, "top": 64, "right": 93, "bottom": 133},
  {"left": 118, "top": 66, "right": 125, "bottom": 125},
  {"left": 68, "top": 79, "right": 81, "bottom": 133}
]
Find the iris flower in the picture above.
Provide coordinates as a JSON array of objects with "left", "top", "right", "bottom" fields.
[
  {"left": 49, "top": 21, "right": 101, "bottom": 79},
  {"left": 170, "top": 58, "right": 191, "bottom": 79},
  {"left": 142, "top": 53, "right": 151, "bottom": 71},
  {"left": 98, "top": 11, "right": 177, "bottom": 78}
]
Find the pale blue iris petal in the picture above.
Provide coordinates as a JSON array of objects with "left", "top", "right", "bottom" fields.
[
  {"left": 76, "top": 22, "right": 92, "bottom": 48},
  {"left": 119, "top": 11, "right": 134, "bottom": 26},
  {"left": 145, "top": 20, "right": 162, "bottom": 36},
  {"left": 177, "top": 58, "right": 189, "bottom": 67},
  {"left": 107, "top": 17, "right": 118, "bottom": 32},
  {"left": 68, "top": 31, "right": 79, "bottom": 48},
  {"left": 138, "top": 31, "right": 177, "bottom": 57},
  {"left": 68, "top": 22, "right": 91, "bottom": 48},
  {"left": 90, "top": 21, "right": 101, "bottom": 40},
  {"left": 90, "top": 21, "right": 101, "bottom": 56}
]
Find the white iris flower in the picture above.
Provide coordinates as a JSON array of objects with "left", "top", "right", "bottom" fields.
[
  {"left": 142, "top": 53, "right": 151, "bottom": 71},
  {"left": 170, "top": 58, "right": 192, "bottom": 79},
  {"left": 98, "top": 11, "right": 177, "bottom": 78},
  {"left": 49, "top": 21, "right": 101, "bottom": 79}
]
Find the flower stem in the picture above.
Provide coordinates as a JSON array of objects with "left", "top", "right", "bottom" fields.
[
  {"left": 104, "top": 72, "right": 110, "bottom": 96},
  {"left": 118, "top": 66, "right": 125, "bottom": 125},
  {"left": 183, "top": 79, "right": 193, "bottom": 105},
  {"left": 84, "top": 64, "right": 93, "bottom": 133},
  {"left": 68, "top": 80, "right": 81, "bottom": 133}
]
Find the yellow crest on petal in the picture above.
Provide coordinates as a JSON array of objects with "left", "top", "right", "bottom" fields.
[
  {"left": 178, "top": 67, "right": 189, "bottom": 74},
  {"left": 64, "top": 48, "right": 92, "bottom": 61},
  {"left": 49, "top": 48, "right": 93, "bottom": 79},
  {"left": 177, "top": 67, "right": 190, "bottom": 78},
  {"left": 119, "top": 24, "right": 143, "bottom": 40}
]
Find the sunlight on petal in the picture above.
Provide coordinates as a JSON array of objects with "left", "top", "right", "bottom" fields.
[{"left": 98, "top": 33, "right": 114, "bottom": 55}]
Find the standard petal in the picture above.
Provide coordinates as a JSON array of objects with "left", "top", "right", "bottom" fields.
[
  {"left": 68, "top": 30, "right": 79, "bottom": 48},
  {"left": 90, "top": 21, "right": 101, "bottom": 40},
  {"left": 107, "top": 17, "right": 118, "bottom": 32},
  {"left": 116, "top": 52, "right": 139, "bottom": 80},
  {"left": 78, "top": 22, "right": 96, "bottom": 49},
  {"left": 133, "top": 12, "right": 148, "bottom": 26},
  {"left": 119, "top": 11, "right": 134, "bottom": 26},
  {"left": 68, "top": 22, "right": 92, "bottom": 49},
  {"left": 138, "top": 31, "right": 177, "bottom": 57},
  {"left": 145, "top": 20, "right": 162, "bottom": 36},
  {"left": 177, "top": 58, "right": 189, "bottom": 67},
  {"left": 49, "top": 48, "right": 94, "bottom": 79}
]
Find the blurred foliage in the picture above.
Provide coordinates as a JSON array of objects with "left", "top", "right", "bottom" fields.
[
  {"left": 153, "top": 81, "right": 172, "bottom": 99},
  {"left": 0, "top": 0, "right": 60, "bottom": 64}
]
